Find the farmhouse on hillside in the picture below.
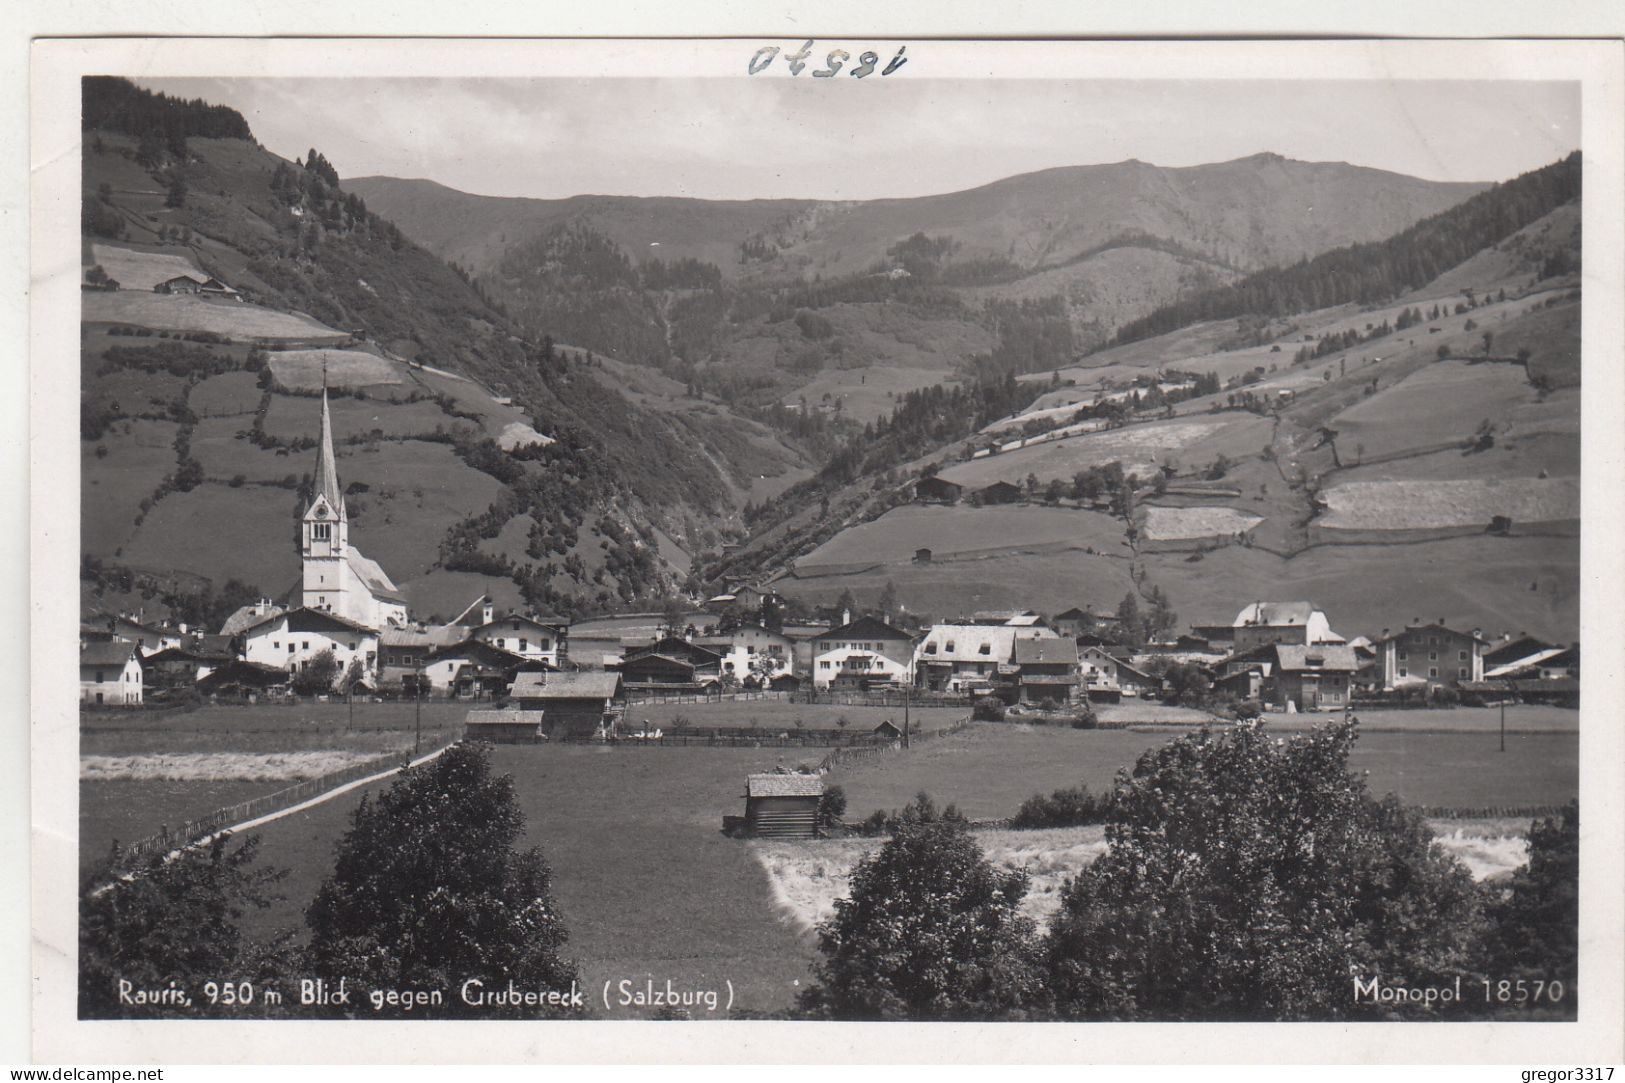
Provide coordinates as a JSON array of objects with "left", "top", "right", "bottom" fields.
[
  {"left": 80, "top": 641, "right": 143, "bottom": 706},
  {"left": 196, "top": 659, "right": 289, "bottom": 700},
  {"left": 470, "top": 609, "right": 570, "bottom": 669},
  {"left": 741, "top": 773, "right": 825, "bottom": 838},
  {"left": 975, "top": 480, "right": 1024, "bottom": 505},
  {"left": 913, "top": 476, "right": 963, "bottom": 504},
  {"left": 694, "top": 622, "right": 795, "bottom": 687}
]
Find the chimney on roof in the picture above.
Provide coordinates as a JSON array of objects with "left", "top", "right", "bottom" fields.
[
  {"left": 482, "top": 599, "right": 494, "bottom": 625},
  {"left": 1381, "top": 628, "right": 1389, "bottom": 638},
  {"left": 842, "top": 608, "right": 851, "bottom": 626}
]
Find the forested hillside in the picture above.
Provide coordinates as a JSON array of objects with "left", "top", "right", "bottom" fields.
[
  {"left": 79, "top": 77, "right": 813, "bottom": 624},
  {"left": 1111, "top": 153, "right": 1581, "bottom": 346}
]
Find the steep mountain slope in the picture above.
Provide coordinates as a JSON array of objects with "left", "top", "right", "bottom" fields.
[
  {"left": 350, "top": 157, "right": 1486, "bottom": 419},
  {"left": 78, "top": 77, "right": 809, "bottom": 627},
  {"left": 717, "top": 177, "right": 1582, "bottom": 643},
  {"left": 353, "top": 155, "right": 1483, "bottom": 284}
]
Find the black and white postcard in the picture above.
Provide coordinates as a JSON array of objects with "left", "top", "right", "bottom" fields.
[{"left": 26, "top": 34, "right": 1625, "bottom": 1066}]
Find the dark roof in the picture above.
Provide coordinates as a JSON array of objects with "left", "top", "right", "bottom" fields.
[
  {"left": 1484, "top": 636, "right": 1555, "bottom": 667},
  {"left": 815, "top": 616, "right": 912, "bottom": 642},
  {"left": 978, "top": 480, "right": 1023, "bottom": 495},
  {"left": 197, "top": 660, "right": 288, "bottom": 690},
  {"left": 80, "top": 642, "right": 138, "bottom": 667},
  {"left": 1375, "top": 622, "right": 1489, "bottom": 645},
  {"left": 623, "top": 636, "right": 724, "bottom": 665},
  {"left": 481, "top": 611, "right": 569, "bottom": 633},
  {"left": 424, "top": 639, "right": 530, "bottom": 668},
  {"left": 1014, "top": 638, "right": 1080, "bottom": 665},
  {"left": 144, "top": 645, "right": 231, "bottom": 665},
  {"left": 1052, "top": 607, "right": 1091, "bottom": 621},
  {"left": 240, "top": 606, "right": 376, "bottom": 638}
]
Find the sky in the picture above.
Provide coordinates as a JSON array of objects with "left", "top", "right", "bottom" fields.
[{"left": 138, "top": 77, "right": 1580, "bottom": 202}]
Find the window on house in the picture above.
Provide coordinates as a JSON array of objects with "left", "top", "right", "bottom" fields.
[
  {"left": 1458, "top": 651, "right": 1467, "bottom": 662},
  {"left": 288, "top": 644, "right": 295, "bottom": 653},
  {"left": 520, "top": 639, "right": 528, "bottom": 652},
  {"left": 946, "top": 642, "right": 955, "bottom": 653},
  {"left": 96, "top": 670, "right": 104, "bottom": 683},
  {"left": 1399, "top": 668, "right": 1408, "bottom": 678},
  {"left": 820, "top": 661, "right": 831, "bottom": 669},
  {"left": 925, "top": 643, "right": 937, "bottom": 654},
  {"left": 1458, "top": 668, "right": 1468, "bottom": 679},
  {"left": 1397, "top": 650, "right": 1407, "bottom": 661},
  {"left": 539, "top": 638, "right": 550, "bottom": 650},
  {"left": 979, "top": 643, "right": 991, "bottom": 655},
  {"left": 1429, "top": 652, "right": 1437, "bottom": 661},
  {"left": 1429, "top": 667, "right": 1439, "bottom": 678}
]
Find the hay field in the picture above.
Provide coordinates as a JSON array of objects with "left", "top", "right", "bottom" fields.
[
  {"left": 81, "top": 750, "right": 388, "bottom": 782},
  {"left": 797, "top": 504, "right": 1128, "bottom": 570},
  {"left": 82, "top": 291, "right": 347, "bottom": 341},
  {"left": 1329, "top": 360, "right": 1537, "bottom": 462},
  {"left": 88, "top": 243, "right": 206, "bottom": 291},
  {"left": 261, "top": 393, "right": 464, "bottom": 442},
  {"left": 1142, "top": 505, "right": 1262, "bottom": 541},
  {"left": 121, "top": 483, "right": 302, "bottom": 590},
  {"left": 1318, "top": 477, "right": 1579, "bottom": 531},
  {"left": 939, "top": 417, "right": 1237, "bottom": 487},
  {"left": 188, "top": 371, "right": 263, "bottom": 416},
  {"left": 268, "top": 348, "right": 405, "bottom": 391},
  {"left": 81, "top": 419, "right": 180, "bottom": 556},
  {"left": 190, "top": 416, "right": 304, "bottom": 483}
]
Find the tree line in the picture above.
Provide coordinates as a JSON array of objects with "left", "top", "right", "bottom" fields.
[
  {"left": 1110, "top": 152, "right": 1582, "bottom": 347},
  {"left": 82, "top": 722, "right": 1579, "bottom": 1022},
  {"left": 82, "top": 76, "right": 254, "bottom": 144}
]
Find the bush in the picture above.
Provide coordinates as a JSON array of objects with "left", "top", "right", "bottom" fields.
[
  {"left": 972, "top": 696, "right": 1006, "bottom": 722},
  {"left": 1480, "top": 801, "right": 1577, "bottom": 1017},
  {"left": 79, "top": 835, "right": 290, "bottom": 1018},
  {"left": 305, "top": 743, "right": 580, "bottom": 1017},
  {"left": 1045, "top": 719, "right": 1485, "bottom": 1021},
  {"left": 1011, "top": 785, "right": 1101, "bottom": 829},
  {"left": 817, "top": 784, "right": 847, "bottom": 827},
  {"left": 1232, "top": 698, "right": 1263, "bottom": 721},
  {"left": 800, "top": 793, "right": 1046, "bottom": 1020}
]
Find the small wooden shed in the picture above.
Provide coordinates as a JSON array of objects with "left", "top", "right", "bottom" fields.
[{"left": 743, "top": 773, "right": 824, "bottom": 838}]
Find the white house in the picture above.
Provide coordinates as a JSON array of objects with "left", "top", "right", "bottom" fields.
[
  {"left": 1231, "top": 601, "right": 1342, "bottom": 654},
  {"left": 240, "top": 607, "right": 380, "bottom": 688},
  {"left": 695, "top": 623, "right": 796, "bottom": 685},
  {"left": 912, "top": 622, "right": 1059, "bottom": 694},
  {"left": 809, "top": 616, "right": 916, "bottom": 690},
  {"left": 80, "top": 642, "right": 143, "bottom": 706},
  {"left": 471, "top": 612, "right": 570, "bottom": 669}
]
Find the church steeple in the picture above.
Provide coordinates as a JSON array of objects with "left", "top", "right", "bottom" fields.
[{"left": 311, "top": 386, "right": 345, "bottom": 520}]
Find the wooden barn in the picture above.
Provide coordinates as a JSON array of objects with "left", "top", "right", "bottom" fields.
[
  {"left": 976, "top": 480, "right": 1023, "bottom": 505},
  {"left": 463, "top": 706, "right": 546, "bottom": 743},
  {"left": 742, "top": 773, "right": 825, "bottom": 838},
  {"left": 510, "top": 670, "right": 624, "bottom": 739},
  {"left": 914, "top": 476, "right": 962, "bottom": 504}
]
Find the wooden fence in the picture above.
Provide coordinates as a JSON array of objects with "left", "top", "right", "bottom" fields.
[{"left": 115, "top": 734, "right": 459, "bottom": 867}]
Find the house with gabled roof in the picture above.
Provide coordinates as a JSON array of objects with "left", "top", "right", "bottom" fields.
[
  {"left": 240, "top": 606, "right": 380, "bottom": 689},
  {"left": 509, "top": 670, "right": 624, "bottom": 739},
  {"left": 810, "top": 615, "right": 916, "bottom": 690},
  {"left": 471, "top": 610, "right": 570, "bottom": 668},
  {"left": 1372, "top": 620, "right": 1489, "bottom": 690},
  {"left": 1271, "top": 643, "right": 1358, "bottom": 711},
  {"left": 1231, "top": 601, "right": 1342, "bottom": 654},
  {"left": 413, "top": 639, "right": 537, "bottom": 698},
  {"left": 80, "top": 641, "right": 143, "bottom": 706},
  {"left": 912, "top": 621, "right": 1058, "bottom": 695},
  {"left": 1014, "top": 636, "right": 1080, "bottom": 704}
]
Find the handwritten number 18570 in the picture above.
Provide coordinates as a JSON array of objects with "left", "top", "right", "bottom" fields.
[{"left": 749, "top": 42, "right": 908, "bottom": 78}]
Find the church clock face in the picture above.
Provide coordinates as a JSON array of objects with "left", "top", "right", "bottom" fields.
[{"left": 315, "top": 505, "right": 329, "bottom": 519}]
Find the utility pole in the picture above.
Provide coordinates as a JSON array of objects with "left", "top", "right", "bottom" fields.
[
  {"left": 415, "top": 665, "right": 423, "bottom": 757},
  {"left": 903, "top": 666, "right": 911, "bottom": 749},
  {"left": 1499, "top": 680, "right": 1509, "bottom": 753}
]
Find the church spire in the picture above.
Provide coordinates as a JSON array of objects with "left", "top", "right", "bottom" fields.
[{"left": 312, "top": 386, "right": 345, "bottom": 518}]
